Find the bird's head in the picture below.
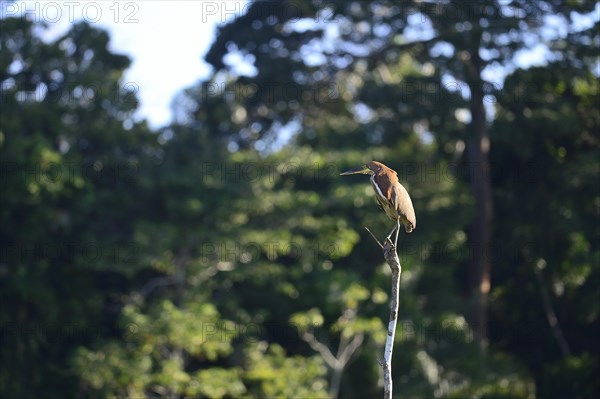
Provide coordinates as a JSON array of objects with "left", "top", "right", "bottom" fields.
[{"left": 340, "top": 161, "right": 384, "bottom": 176}]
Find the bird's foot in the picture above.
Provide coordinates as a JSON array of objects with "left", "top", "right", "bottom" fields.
[{"left": 384, "top": 236, "right": 396, "bottom": 251}]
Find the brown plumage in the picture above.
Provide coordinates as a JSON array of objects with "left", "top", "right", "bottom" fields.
[
  {"left": 340, "top": 161, "right": 416, "bottom": 245},
  {"left": 366, "top": 161, "right": 416, "bottom": 233}
]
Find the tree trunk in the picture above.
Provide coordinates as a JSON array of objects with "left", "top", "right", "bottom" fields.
[{"left": 466, "top": 48, "right": 493, "bottom": 351}]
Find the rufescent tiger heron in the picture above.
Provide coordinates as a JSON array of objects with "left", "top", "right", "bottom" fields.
[{"left": 340, "top": 161, "right": 416, "bottom": 247}]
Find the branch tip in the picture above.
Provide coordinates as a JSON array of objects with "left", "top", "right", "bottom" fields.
[{"left": 364, "top": 226, "right": 384, "bottom": 248}]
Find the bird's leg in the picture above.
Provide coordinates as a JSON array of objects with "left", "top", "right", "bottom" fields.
[
  {"left": 386, "top": 225, "right": 397, "bottom": 245},
  {"left": 394, "top": 219, "right": 400, "bottom": 248}
]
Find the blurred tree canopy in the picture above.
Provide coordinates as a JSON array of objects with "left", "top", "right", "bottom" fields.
[{"left": 1, "top": 1, "right": 598, "bottom": 398}]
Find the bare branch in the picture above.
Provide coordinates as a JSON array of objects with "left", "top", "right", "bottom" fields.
[
  {"left": 382, "top": 237, "right": 402, "bottom": 399},
  {"left": 300, "top": 319, "right": 365, "bottom": 399},
  {"left": 365, "top": 226, "right": 384, "bottom": 249},
  {"left": 300, "top": 330, "right": 339, "bottom": 369},
  {"left": 138, "top": 275, "right": 181, "bottom": 298},
  {"left": 339, "top": 332, "right": 364, "bottom": 365},
  {"left": 535, "top": 265, "right": 572, "bottom": 357}
]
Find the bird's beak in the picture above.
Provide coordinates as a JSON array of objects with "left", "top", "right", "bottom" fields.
[{"left": 340, "top": 165, "right": 369, "bottom": 176}]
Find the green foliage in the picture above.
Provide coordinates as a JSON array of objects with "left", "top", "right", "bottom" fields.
[
  {"left": 1, "top": 17, "right": 155, "bottom": 398},
  {"left": 244, "top": 343, "right": 328, "bottom": 398},
  {"left": 540, "top": 354, "right": 599, "bottom": 399},
  {"left": 1, "top": 1, "right": 598, "bottom": 398}
]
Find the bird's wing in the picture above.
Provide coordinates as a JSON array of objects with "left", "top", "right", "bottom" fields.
[
  {"left": 380, "top": 173, "right": 396, "bottom": 206},
  {"left": 394, "top": 183, "right": 416, "bottom": 229}
]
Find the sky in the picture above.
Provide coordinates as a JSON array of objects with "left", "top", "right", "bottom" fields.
[
  {"left": 4, "top": 1, "right": 249, "bottom": 129},
  {"left": 3, "top": 1, "right": 598, "bottom": 129}
]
